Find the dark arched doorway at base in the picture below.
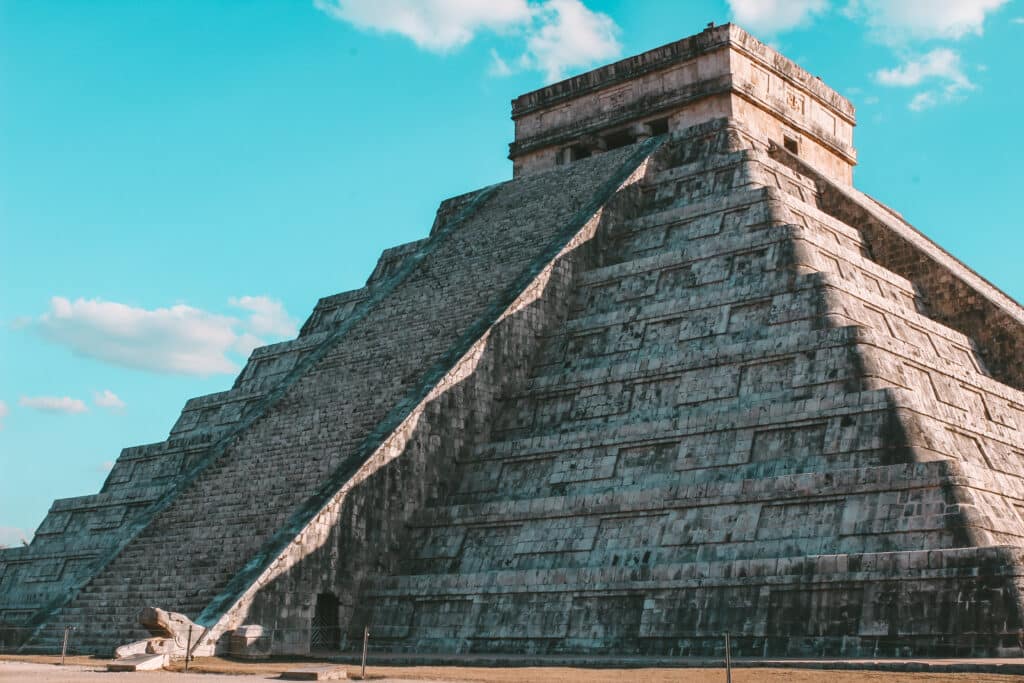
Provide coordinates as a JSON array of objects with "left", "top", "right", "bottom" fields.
[{"left": 311, "top": 592, "right": 340, "bottom": 651}]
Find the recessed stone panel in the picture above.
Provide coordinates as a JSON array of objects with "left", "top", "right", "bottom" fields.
[
  {"left": 566, "top": 594, "right": 644, "bottom": 647},
  {"left": 738, "top": 358, "right": 794, "bottom": 396},
  {"left": 749, "top": 422, "right": 827, "bottom": 463},
  {"left": 756, "top": 501, "right": 844, "bottom": 541}
]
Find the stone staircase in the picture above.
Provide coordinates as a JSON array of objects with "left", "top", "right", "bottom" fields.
[
  {"left": 14, "top": 137, "right": 660, "bottom": 656},
  {"left": 12, "top": 121, "right": 1024, "bottom": 659},
  {"left": 348, "top": 136, "right": 1024, "bottom": 657}
]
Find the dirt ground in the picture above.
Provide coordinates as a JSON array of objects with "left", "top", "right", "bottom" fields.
[{"left": 4, "top": 655, "right": 1024, "bottom": 682}]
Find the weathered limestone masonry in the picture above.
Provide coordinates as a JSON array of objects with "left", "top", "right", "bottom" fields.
[
  {"left": 0, "top": 131, "right": 659, "bottom": 654},
  {"left": 509, "top": 24, "right": 855, "bottom": 184},
  {"left": 3, "top": 23, "right": 1024, "bottom": 660},
  {"left": 350, "top": 118, "right": 1024, "bottom": 657}
]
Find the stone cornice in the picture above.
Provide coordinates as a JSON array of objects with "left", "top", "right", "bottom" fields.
[{"left": 511, "top": 24, "right": 854, "bottom": 124}]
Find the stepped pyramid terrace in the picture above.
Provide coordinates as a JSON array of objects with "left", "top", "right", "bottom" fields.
[{"left": 4, "top": 23, "right": 1024, "bottom": 661}]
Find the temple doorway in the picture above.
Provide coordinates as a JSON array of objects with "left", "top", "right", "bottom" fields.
[{"left": 310, "top": 592, "right": 340, "bottom": 650}]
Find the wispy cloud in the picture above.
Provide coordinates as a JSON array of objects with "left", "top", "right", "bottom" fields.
[
  {"left": 20, "top": 395, "right": 88, "bottom": 414},
  {"left": 315, "top": 0, "right": 620, "bottom": 82},
  {"left": 875, "top": 48, "right": 974, "bottom": 110},
  {"left": 876, "top": 48, "right": 970, "bottom": 87},
  {"left": 519, "top": 0, "right": 620, "bottom": 81},
  {"left": 228, "top": 295, "right": 298, "bottom": 338},
  {"left": 845, "top": 0, "right": 1009, "bottom": 44},
  {"left": 1012, "top": 17, "right": 1024, "bottom": 24},
  {"left": 727, "top": 0, "right": 829, "bottom": 34},
  {"left": 0, "top": 526, "right": 31, "bottom": 548},
  {"left": 0, "top": 400, "right": 7, "bottom": 430},
  {"left": 314, "top": 0, "right": 532, "bottom": 52},
  {"left": 905, "top": 92, "right": 936, "bottom": 111},
  {"left": 488, "top": 48, "right": 513, "bottom": 77},
  {"left": 94, "top": 389, "right": 126, "bottom": 412},
  {"left": 28, "top": 295, "right": 296, "bottom": 376}
]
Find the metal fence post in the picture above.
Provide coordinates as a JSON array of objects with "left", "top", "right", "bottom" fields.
[
  {"left": 184, "top": 625, "right": 193, "bottom": 672},
  {"left": 361, "top": 626, "right": 369, "bottom": 680},
  {"left": 60, "top": 626, "right": 71, "bottom": 665},
  {"left": 724, "top": 631, "right": 732, "bottom": 683}
]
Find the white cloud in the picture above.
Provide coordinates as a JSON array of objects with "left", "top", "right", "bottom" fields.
[
  {"left": 521, "top": 0, "right": 620, "bottom": 82},
  {"left": 316, "top": 0, "right": 621, "bottom": 82},
  {"left": 1013, "top": 17, "right": 1024, "bottom": 24},
  {"left": 0, "top": 526, "right": 30, "bottom": 548},
  {"left": 99, "top": 460, "right": 115, "bottom": 472},
  {"left": 0, "top": 400, "right": 7, "bottom": 430},
  {"left": 875, "top": 48, "right": 974, "bottom": 110},
  {"left": 35, "top": 297, "right": 239, "bottom": 376},
  {"left": 489, "top": 48, "right": 513, "bottom": 77},
  {"left": 908, "top": 91, "right": 938, "bottom": 111},
  {"left": 875, "top": 48, "right": 970, "bottom": 87},
  {"left": 232, "top": 332, "right": 265, "bottom": 359},
  {"left": 20, "top": 395, "right": 88, "bottom": 414},
  {"left": 728, "top": 0, "right": 829, "bottom": 34},
  {"left": 314, "top": 0, "right": 533, "bottom": 52},
  {"left": 228, "top": 295, "right": 298, "bottom": 338},
  {"left": 845, "top": 0, "right": 1009, "bottom": 44},
  {"left": 94, "top": 389, "right": 126, "bottom": 412},
  {"left": 29, "top": 295, "right": 296, "bottom": 377}
]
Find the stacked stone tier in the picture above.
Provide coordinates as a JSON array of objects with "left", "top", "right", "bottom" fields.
[
  {"left": 8, "top": 119, "right": 1024, "bottom": 659},
  {"left": 12, "top": 142, "right": 656, "bottom": 654},
  {"left": 348, "top": 132, "right": 1024, "bottom": 657}
]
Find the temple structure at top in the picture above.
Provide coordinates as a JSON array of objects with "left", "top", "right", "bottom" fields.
[{"left": 510, "top": 24, "right": 856, "bottom": 184}]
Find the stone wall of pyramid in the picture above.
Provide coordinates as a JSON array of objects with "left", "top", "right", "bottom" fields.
[
  {"left": 0, "top": 227, "right": 432, "bottom": 644},
  {"left": 278, "top": 119, "right": 1023, "bottom": 658},
  {"left": 0, "top": 133, "right": 659, "bottom": 654},
  {"left": 4, "top": 23, "right": 1024, "bottom": 662}
]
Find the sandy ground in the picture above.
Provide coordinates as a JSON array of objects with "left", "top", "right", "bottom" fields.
[{"left": 3, "top": 656, "right": 1024, "bottom": 682}]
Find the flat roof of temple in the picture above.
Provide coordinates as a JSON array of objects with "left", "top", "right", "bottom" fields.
[{"left": 511, "top": 23, "right": 855, "bottom": 123}]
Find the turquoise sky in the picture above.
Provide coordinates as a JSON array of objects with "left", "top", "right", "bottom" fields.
[{"left": 2, "top": 0, "right": 1022, "bottom": 544}]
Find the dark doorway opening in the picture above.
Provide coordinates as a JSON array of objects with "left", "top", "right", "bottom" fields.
[
  {"left": 311, "top": 592, "right": 341, "bottom": 651},
  {"left": 568, "top": 144, "right": 592, "bottom": 161},
  {"left": 647, "top": 117, "right": 670, "bottom": 136},
  {"left": 602, "top": 129, "right": 636, "bottom": 150},
  {"left": 783, "top": 135, "right": 799, "bottom": 155}
]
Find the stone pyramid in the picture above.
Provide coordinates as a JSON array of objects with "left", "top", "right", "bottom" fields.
[{"left": 4, "top": 24, "right": 1024, "bottom": 659}]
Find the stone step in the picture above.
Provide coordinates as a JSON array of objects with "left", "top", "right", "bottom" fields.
[
  {"left": 448, "top": 448, "right": 891, "bottom": 506},
  {"left": 492, "top": 384, "right": 851, "bottom": 445},
  {"left": 576, "top": 223, "right": 791, "bottom": 290},
  {"left": 400, "top": 523, "right": 956, "bottom": 575},
  {"left": 490, "top": 367, "right": 867, "bottom": 444},
  {"left": 532, "top": 317, "right": 820, "bottom": 379},
  {"left": 560, "top": 273, "right": 817, "bottom": 339},
  {"left": 405, "top": 462, "right": 967, "bottom": 570},
  {"left": 622, "top": 186, "right": 772, "bottom": 236},
  {"left": 569, "top": 255, "right": 784, "bottom": 320},
  {"left": 470, "top": 388, "right": 895, "bottom": 462},
  {"left": 640, "top": 149, "right": 749, "bottom": 183},
  {"left": 517, "top": 327, "right": 859, "bottom": 397},
  {"left": 415, "top": 460, "right": 955, "bottom": 530},
  {"left": 365, "top": 545, "right": 1022, "bottom": 599},
  {"left": 107, "top": 653, "right": 168, "bottom": 672}
]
